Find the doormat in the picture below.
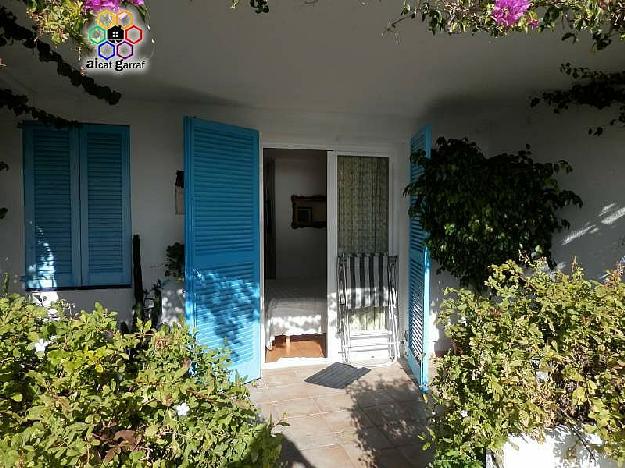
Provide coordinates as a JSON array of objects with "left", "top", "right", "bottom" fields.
[{"left": 304, "top": 362, "right": 370, "bottom": 389}]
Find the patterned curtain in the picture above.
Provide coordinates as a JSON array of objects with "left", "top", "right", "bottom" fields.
[
  {"left": 337, "top": 156, "right": 389, "bottom": 330},
  {"left": 338, "top": 156, "right": 388, "bottom": 254}
]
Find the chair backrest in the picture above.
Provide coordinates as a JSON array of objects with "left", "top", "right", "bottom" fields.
[{"left": 337, "top": 254, "right": 397, "bottom": 310}]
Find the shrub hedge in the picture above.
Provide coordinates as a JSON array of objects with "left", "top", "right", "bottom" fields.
[
  {"left": 427, "top": 260, "right": 625, "bottom": 467},
  {"left": 0, "top": 295, "right": 281, "bottom": 467}
]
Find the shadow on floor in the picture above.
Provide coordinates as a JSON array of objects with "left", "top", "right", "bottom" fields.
[
  {"left": 251, "top": 360, "right": 433, "bottom": 467},
  {"left": 342, "top": 361, "right": 433, "bottom": 467},
  {"left": 280, "top": 436, "right": 315, "bottom": 468}
]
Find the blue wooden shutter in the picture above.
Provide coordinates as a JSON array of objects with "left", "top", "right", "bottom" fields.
[
  {"left": 23, "top": 124, "right": 81, "bottom": 289},
  {"left": 184, "top": 117, "right": 261, "bottom": 381},
  {"left": 407, "top": 126, "right": 432, "bottom": 391},
  {"left": 79, "top": 124, "right": 131, "bottom": 287}
]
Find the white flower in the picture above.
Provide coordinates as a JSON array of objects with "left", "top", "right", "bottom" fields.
[
  {"left": 460, "top": 410, "right": 469, "bottom": 418},
  {"left": 47, "top": 308, "right": 60, "bottom": 321},
  {"left": 34, "top": 338, "right": 50, "bottom": 353},
  {"left": 536, "top": 371, "right": 549, "bottom": 382},
  {"left": 174, "top": 402, "right": 190, "bottom": 417}
]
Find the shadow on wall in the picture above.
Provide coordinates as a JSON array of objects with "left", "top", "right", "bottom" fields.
[{"left": 557, "top": 202, "right": 625, "bottom": 277}]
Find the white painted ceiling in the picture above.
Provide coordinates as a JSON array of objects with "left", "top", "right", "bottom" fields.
[{"left": 2, "top": 0, "right": 625, "bottom": 117}]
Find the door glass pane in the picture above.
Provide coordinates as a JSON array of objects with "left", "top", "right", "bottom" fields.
[
  {"left": 337, "top": 156, "right": 389, "bottom": 331},
  {"left": 337, "top": 156, "right": 389, "bottom": 254}
]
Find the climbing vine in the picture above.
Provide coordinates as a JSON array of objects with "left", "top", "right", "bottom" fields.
[
  {"left": 404, "top": 137, "right": 582, "bottom": 288},
  {"left": 0, "top": 161, "right": 7, "bottom": 221},
  {"left": 531, "top": 63, "right": 625, "bottom": 136},
  {"left": 0, "top": 7, "right": 121, "bottom": 106},
  {"left": 390, "top": 0, "right": 625, "bottom": 50}
]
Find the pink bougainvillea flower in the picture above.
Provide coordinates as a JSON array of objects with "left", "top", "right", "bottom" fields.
[
  {"left": 83, "top": 0, "right": 144, "bottom": 12},
  {"left": 492, "top": 0, "right": 531, "bottom": 27}
]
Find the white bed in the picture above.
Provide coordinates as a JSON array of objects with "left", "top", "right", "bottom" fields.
[{"left": 264, "top": 278, "right": 327, "bottom": 349}]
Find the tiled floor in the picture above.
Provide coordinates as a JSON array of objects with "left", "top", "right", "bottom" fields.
[
  {"left": 266, "top": 334, "right": 327, "bottom": 362},
  {"left": 249, "top": 360, "right": 432, "bottom": 467}
]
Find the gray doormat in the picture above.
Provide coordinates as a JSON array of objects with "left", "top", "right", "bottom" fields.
[{"left": 304, "top": 362, "right": 370, "bottom": 389}]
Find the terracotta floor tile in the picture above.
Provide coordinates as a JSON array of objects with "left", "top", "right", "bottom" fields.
[
  {"left": 384, "top": 382, "right": 422, "bottom": 402},
  {"left": 298, "top": 444, "right": 355, "bottom": 467},
  {"left": 279, "top": 414, "right": 334, "bottom": 436},
  {"left": 249, "top": 387, "right": 275, "bottom": 404},
  {"left": 258, "top": 360, "right": 428, "bottom": 467},
  {"left": 292, "top": 365, "right": 329, "bottom": 378},
  {"left": 376, "top": 419, "right": 427, "bottom": 447},
  {"left": 314, "top": 393, "right": 357, "bottom": 412},
  {"left": 258, "top": 402, "right": 281, "bottom": 421},
  {"left": 335, "top": 426, "right": 392, "bottom": 450},
  {"left": 275, "top": 383, "right": 318, "bottom": 401},
  {"left": 282, "top": 431, "right": 339, "bottom": 452},
  {"left": 320, "top": 409, "right": 373, "bottom": 432},
  {"left": 351, "top": 389, "right": 395, "bottom": 408},
  {"left": 363, "top": 402, "right": 422, "bottom": 426},
  {"left": 396, "top": 442, "right": 434, "bottom": 467},
  {"left": 376, "top": 447, "right": 413, "bottom": 468},
  {"left": 264, "top": 371, "right": 302, "bottom": 387},
  {"left": 340, "top": 443, "right": 375, "bottom": 468},
  {"left": 274, "top": 397, "right": 324, "bottom": 419},
  {"left": 304, "top": 382, "right": 348, "bottom": 397}
]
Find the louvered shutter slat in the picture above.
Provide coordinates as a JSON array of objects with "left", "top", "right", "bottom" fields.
[
  {"left": 184, "top": 117, "right": 261, "bottom": 381},
  {"left": 23, "top": 125, "right": 81, "bottom": 289},
  {"left": 407, "top": 126, "right": 432, "bottom": 390},
  {"left": 80, "top": 125, "right": 131, "bottom": 286}
]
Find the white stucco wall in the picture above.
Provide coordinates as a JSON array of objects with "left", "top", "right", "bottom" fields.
[
  {"left": 0, "top": 97, "right": 413, "bottom": 352},
  {"left": 2, "top": 91, "right": 624, "bottom": 359},
  {"left": 423, "top": 98, "right": 625, "bottom": 354}
]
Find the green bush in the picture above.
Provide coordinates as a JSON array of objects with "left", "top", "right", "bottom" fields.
[
  {"left": 426, "top": 260, "right": 625, "bottom": 467},
  {"left": 404, "top": 137, "right": 582, "bottom": 288},
  {"left": 0, "top": 295, "right": 281, "bottom": 467}
]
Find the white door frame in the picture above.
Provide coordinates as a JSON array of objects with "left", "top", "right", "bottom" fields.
[
  {"left": 259, "top": 138, "right": 398, "bottom": 367},
  {"left": 327, "top": 150, "right": 396, "bottom": 362}
]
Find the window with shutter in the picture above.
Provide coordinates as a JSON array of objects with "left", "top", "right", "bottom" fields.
[{"left": 23, "top": 123, "right": 131, "bottom": 290}]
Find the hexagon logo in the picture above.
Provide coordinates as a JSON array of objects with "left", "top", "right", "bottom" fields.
[
  {"left": 97, "top": 41, "right": 116, "bottom": 61},
  {"left": 116, "top": 9, "right": 134, "bottom": 29},
  {"left": 88, "top": 25, "right": 106, "bottom": 45},
  {"left": 107, "top": 25, "right": 124, "bottom": 43},
  {"left": 116, "top": 41, "right": 134, "bottom": 60},
  {"left": 96, "top": 9, "right": 116, "bottom": 29},
  {"left": 124, "top": 25, "right": 143, "bottom": 45}
]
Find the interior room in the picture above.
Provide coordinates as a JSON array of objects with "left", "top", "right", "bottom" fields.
[{"left": 263, "top": 148, "right": 328, "bottom": 363}]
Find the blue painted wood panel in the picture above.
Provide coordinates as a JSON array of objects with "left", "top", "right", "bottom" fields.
[
  {"left": 79, "top": 124, "right": 131, "bottom": 286},
  {"left": 23, "top": 124, "right": 81, "bottom": 289},
  {"left": 407, "top": 126, "right": 432, "bottom": 392},
  {"left": 184, "top": 117, "right": 261, "bottom": 381}
]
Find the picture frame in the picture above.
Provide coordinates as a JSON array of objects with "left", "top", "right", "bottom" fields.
[{"left": 291, "top": 195, "right": 326, "bottom": 228}]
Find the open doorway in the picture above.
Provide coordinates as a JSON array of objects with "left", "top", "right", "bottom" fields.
[{"left": 263, "top": 148, "right": 327, "bottom": 363}]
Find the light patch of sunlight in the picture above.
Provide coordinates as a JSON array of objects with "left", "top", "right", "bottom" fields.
[
  {"left": 32, "top": 290, "right": 59, "bottom": 307},
  {"left": 601, "top": 206, "right": 625, "bottom": 225},
  {"left": 563, "top": 224, "right": 594, "bottom": 245},
  {"left": 600, "top": 203, "right": 617, "bottom": 216}
]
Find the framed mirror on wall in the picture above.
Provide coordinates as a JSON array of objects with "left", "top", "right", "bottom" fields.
[{"left": 291, "top": 195, "right": 327, "bottom": 229}]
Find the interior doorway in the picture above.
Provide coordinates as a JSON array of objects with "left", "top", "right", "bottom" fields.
[{"left": 262, "top": 148, "right": 328, "bottom": 363}]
